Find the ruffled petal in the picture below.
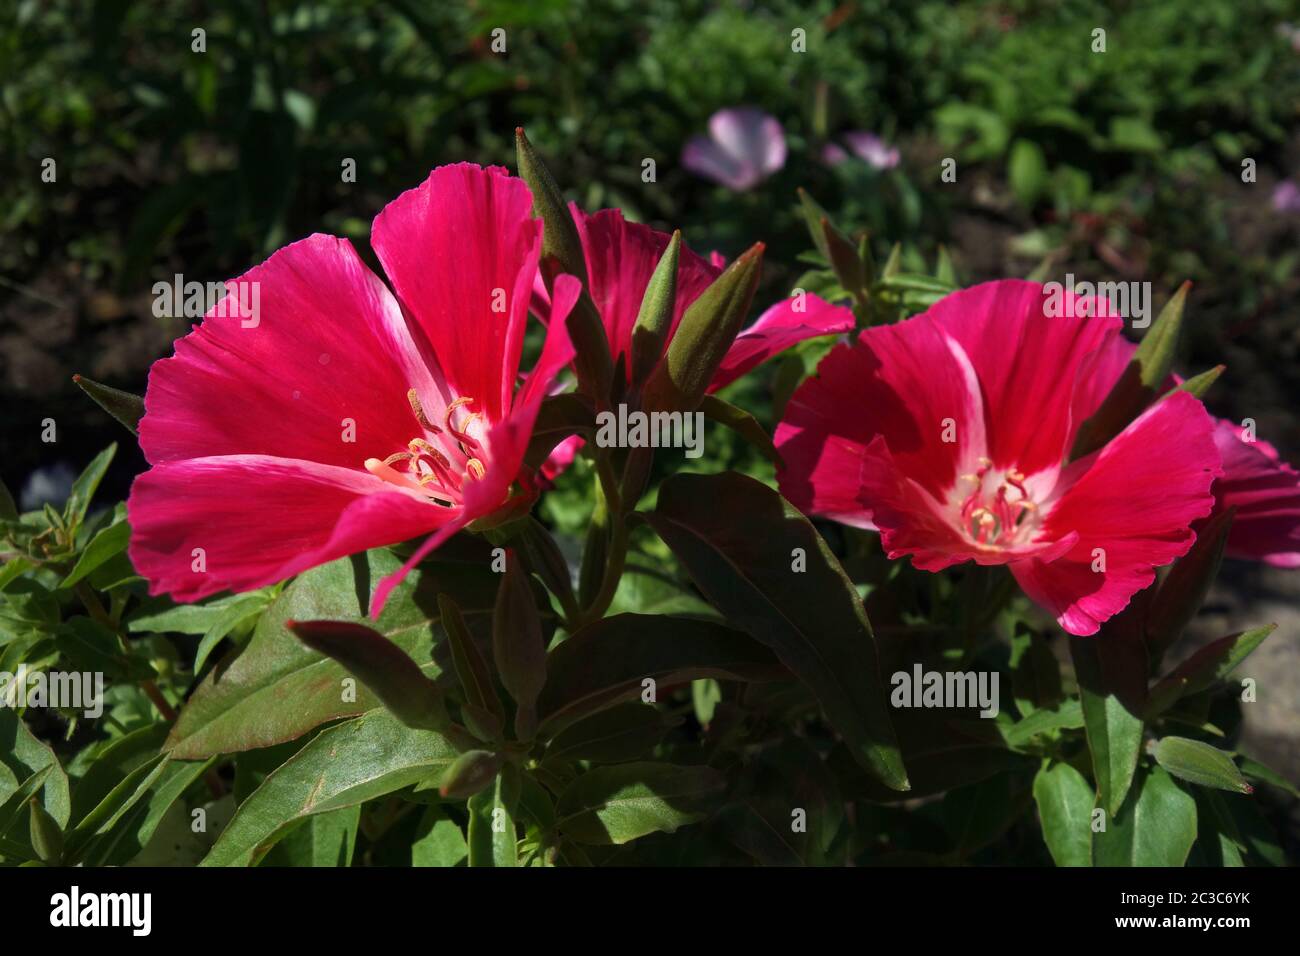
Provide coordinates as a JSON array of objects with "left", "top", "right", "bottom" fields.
[
  {"left": 127, "top": 456, "right": 456, "bottom": 602},
  {"left": 371, "top": 163, "right": 542, "bottom": 423},
  {"left": 139, "top": 234, "right": 431, "bottom": 470},
  {"left": 1010, "top": 392, "right": 1222, "bottom": 635},
  {"left": 708, "top": 293, "right": 854, "bottom": 392}
]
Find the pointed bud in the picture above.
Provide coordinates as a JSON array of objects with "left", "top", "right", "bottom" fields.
[
  {"left": 641, "top": 242, "right": 764, "bottom": 414},
  {"left": 440, "top": 749, "right": 505, "bottom": 799},
  {"left": 287, "top": 620, "right": 450, "bottom": 732},
  {"left": 1072, "top": 282, "right": 1190, "bottom": 459},
  {"left": 72, "top": 374, "right": 144, "bottom": 436},
  {"left": 821, "top": 217, "right": 865, "bottom": 299},
  {"left": 629, "top": 230, "right": 681, "bottom": 388}
]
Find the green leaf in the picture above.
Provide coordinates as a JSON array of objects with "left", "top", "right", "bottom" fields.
[
  {"left": 629, "top": 230, "right": 681, "bottom": 387},
  {"left": 515, "top": 517, "right": 579, "bottom": 624},
  {"left": 201, "top": 709, "right": 459, "bottom": 866},
  {"left": 536, "top": 613, "right": 783, "bottom": 737},
  {"left": 523, "top": 393, "right": 595, "bottom": 472},
  {"left": 59, "top": 516, "right": 131, "bottom": 589},
  {"left": 718, "top": 739, "right": 843, "bottom": 866},
  {"left": 1092, "top": 765, "right": 1197, "bottom": 866},
  {"left": 494, "top": 555, "right": 547, "bottom": 740},
  {"left": 64, "top": 444, "right": 116, "bottom": 529},
  {"left": 942, "top": 771, "right": 1032, "bottom": 857},
  {"left": 1008, "top": 138, "right": 1048, "bottom": 206},
  {"left": 1071, "top": 283, "right": 1188, "bottom": 459},
  {"left": 644, "top": 471, "right": 907, "bottom": 791},
  {"left": 0, "top": 479, "right": 17, "bottom": 522},
  {"left": 1033, "top": 761, "right": 1094, "bottom": 867},
  {"left": 642, "top": 244, "right": 764, "bottom": 415},
  {"left": 1152, "top": 737, "right": 1252, "bottom": 794},
  {"left": 1238, "top": 756, "right": 1300, "bottom": 798},
  {"left": 1003, "top": 699, "right": 1084, "bottom": 749},
  {"left": 699, "top": 394, "right": 781, "bottom": 466},
  {"left": 439, "top": 593, "right": 504, "bottom": 742},
  {"left": 1146, "top": 509, "right": 1233, "bottom": 664},
  {"left": 1009, "top": 627, "right": 1063, "bottom": 716},
  {"left": 287, "top": 619, "right": 450, "bottom": 732},
  {"left": 166, "top": 551, "right": 499, "bottom": 759},
  {"left": 193, "top": 594, "right": 269, "bottom": 674},
  {"left": 555, "top": 762, "right": 725, "bottom": 845},
  {"left": 467, "top": 762, "right": 520, "bottom": 867},
  {"left": 796, "top": 188, "right": 835, "bottom": 262},
  {"left": 0, "top": 708, "right": 70, "bottom": 827},
  {"left": 72, "top": 375, "right": 144, "bottom": 436},
  {"left": 411, "top": 805, "right": 468, "bottom": 867},
  {"left": 545, "top": 702, "right": 668, "bottom": 764},
  {"left": 1146, "top": 625, "right": 1274, "bottom": 719},
  {"left": 1071, "top": 634, "right": 1145, "bottom": 816},
  {"left": 263, "top": 806, "right": 360, "bottom": 867},
  {"left": 821, "top": 217, "right": 866, "bottom": 300},
  {"left": 28, "top": 797, "right": 64, "bottom": 863}
]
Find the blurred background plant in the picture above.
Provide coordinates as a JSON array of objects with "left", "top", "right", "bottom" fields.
[{"left": 2, "top": 0, "right": 1299, "bottom": 864}]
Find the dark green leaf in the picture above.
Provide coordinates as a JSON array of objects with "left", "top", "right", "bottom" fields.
[
  {"left": 72, "top": 375, "right": 144, "bottom": 436},
  {"left": 1033, "top": 761, "right": 1094, "bottom": 867},
  {"left": 1152, "top": 737, "right": 1252, "bottom": 794},
  {"left": 546, "top": 702, "right": 668, "bottom": 764},
  {"left": 555, "top": 762, "right": 724, "bottom": 845},
  {"left": 493, "top": 555, "right": 547, "bottom": 740},
  {"left": 699, "top": 394, "right": 781, "bottom": 466},
  {"left": 1092, "top": 765, "right": 1196, "bottom": 866},
  {"left": 644, "top": 471, "right": 907, "bottom": 791}
]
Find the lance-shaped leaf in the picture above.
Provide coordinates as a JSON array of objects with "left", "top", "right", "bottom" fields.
[
  {"left": 65, "top": 444, "right": 115, "bottom": 529},
  {"left": 72, "top": 374, "right": 144, "bottom": 436},
  {"left": 641, "top": 244, "right": 764, "bottom": 416},
  {"left": 515, "top": 127, "right": 612, "bottom": 400},
  {"left": 515, "top": 517, "right": 579, "bottom": 624},
  {"left": 629, "top": 230, "right": 681, "bottom": 388},
  {"left": 1152, "top": 737, "right": 1252, "bottom": 794},
  {"left": 699, "top": 394, "right": 781, "bottom": 465},
  {"left": 1092, "top": 764, "right": 1197, "bottom": 866},
  {"left": 439, "top": 593, "right": 505, "bottom": 743},
  {"left": 1071, "top": 632, "right": 1144, "bottom": 817},
  {"left": 1145, "top": 625, "right": 1275, "bottom": 719},
  {"left": 545, "top": 702, "right": 669, "bottom": 764},
  {"left": 555, "top": 762, "right": 725, "bottom": 845},
  {"left": 494, "top": 554, "right": 547, "bottom": 740},
  {"left": 287, "top": 619, "right": 450, "bottom": 732},
  {"left": 467, "top": 762, "right": 520, "bottom": 866},
  {"left": 536, "top": 613, "right": 783, "bottom": 737},
  {"left": 1165, "top": 365, "right": 1223, "bottom": 402},
  {"left": 1032, "top": 761, "right": 1093, "bottom": 867},
  {"left": 1146, "top": 508, "right": 1233, "bottom": 664},
  {"left": 797, "top": 187, "right": 835, "bottom": 262},
  {"left": 440, "top": 749, "right": 505, "bottom": 800},
  {"left": 644, "top": 471, "right": 908, "bottom": 791},
  {"left": 28, "top": 797, "right": 64, "bottom": 863},
  {"left": 821, "top": 217, "right": 866, "bottom": 301},
  {"left": 1071, "top": 282, "right": 1189, "bottom": 459},
  {"left": 202, "top": 709, "right": 459, "bottom": 866}
]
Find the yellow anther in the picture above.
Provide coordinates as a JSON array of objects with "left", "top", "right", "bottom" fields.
[
  {"left": 408, "top": 389, "right": 438, "bottom": 431},
  {"left": 466, "top": 458, "right": 486, "bottom": 480}
]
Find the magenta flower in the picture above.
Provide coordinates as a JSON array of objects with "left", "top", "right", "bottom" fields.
[
  {"left": 128, "top": 164, "right": 579, "bottom": 615},
  {"left": 1211, "top": 419, "right": 1300, "bottom": 567},
  {"left": 682, "top": 108, "right": 786, "bottom": 191},
  {"left": 823, "top": 132, "right": 900, "bottom": 170},
  {"left": 536, "top": 205, "right": 853, "bottom": 392},
  {"left": 776, "top": 279, "right": 1223, "bottom": 636}
]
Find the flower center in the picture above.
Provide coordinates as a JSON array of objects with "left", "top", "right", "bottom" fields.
[
  {"left": 954, "top": 457, "right": 1038, "bottom": 548},
  {"left": 364, "top": 390, "right": 485, "bottom": 505}
]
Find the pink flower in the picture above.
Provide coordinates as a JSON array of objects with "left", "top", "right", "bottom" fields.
[
  {"left": 1211, "top": 419, "right": 1300, "bottom": 567},
  {"left": 682, "top": 108, "right": 786, "bottom": 191},
  {"left": 1272, "top": 181, "right": 1300, "bottom": 214},
  {"left": 776, "top": 279, "right": 1223, "bottom": 636},
  {"left": 128, "top": 164, "right": 578, "bottom": 615},
  {"left": 823, "top": 132, "right": 900, "bottom": 171}
]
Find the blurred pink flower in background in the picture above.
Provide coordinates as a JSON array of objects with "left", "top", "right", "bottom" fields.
[
  {"left": 1272, "top": 180, "right": 1300, "bottom": 213},
  {"left": 682, "top": 108, "right": 786, "bottom": 191},
  {"left": 822, "top": 131, "right": 900, "bottom": 170}
]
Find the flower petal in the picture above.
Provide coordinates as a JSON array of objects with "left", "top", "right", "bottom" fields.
[
  {"left": 682, "top": 135, "right": 753, "bottom": 191},
  {"left": 127, "top": 456, "right": 456, "bottom": 602},
  {"left": 139, "top": 234, "right": 431, "bottom": 470},
  {"left": 709, "top": 292, "right": 853, "bottom": 392},
  {"left": 1212, "top": 419, "right": 1300, "bottom": 567},
  {"left": 570, "top": 207, "right": 720, "bottom": 373},
  {"left": 928, "top": 279, "right": 1123, "bottom": 477},
  {"left": 371, "top": 163, "right": 542, "bottom": 423},
  {"left": 777, "top": 315, "right": 986, "bottom": 512},
  {"left": 708, "top": 107, "right": 786, "bottom": 177},
  {"left": 1010, "top": 391, "right": 1222, "bottom": 635}
]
